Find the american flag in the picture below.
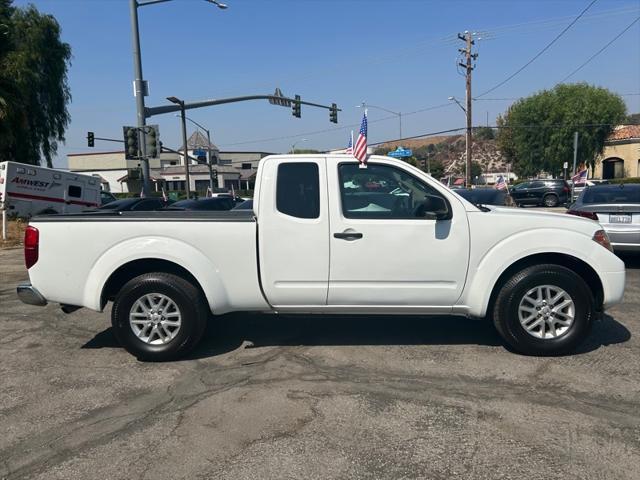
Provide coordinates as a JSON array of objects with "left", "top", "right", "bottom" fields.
[
  {"left": 345, "top": 131, "right": 354, "bottom": 155},
  {"left": 571, "top": 168, "right": 588, "bottom": 186},
  {"left": 495, "top": 175, "right": 507, "bottom": 190},
  {"left": 353, "top": 110, "right": 368, "bottom": 165}
]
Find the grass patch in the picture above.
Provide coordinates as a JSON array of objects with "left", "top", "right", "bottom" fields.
[{"left": 1, "top": 218, "right": 26, "bottom": 249}]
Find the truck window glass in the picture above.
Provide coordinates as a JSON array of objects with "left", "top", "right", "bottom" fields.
[
  {"left": 68, "top": 185, "right": 82, "bottom": 198},
  {"left": 276, "top": 163, "right": 320, "bottom": 219},
  {"left": 338, "top": 163, "right": 442, "bottom": 219}
]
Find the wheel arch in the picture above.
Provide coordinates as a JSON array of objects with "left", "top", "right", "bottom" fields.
[
  {"left": 485, "top": 252, "right": 603, "bottom": 319},
  {"left": 101, "top": 258, "right": 207, "bottom": 310}
]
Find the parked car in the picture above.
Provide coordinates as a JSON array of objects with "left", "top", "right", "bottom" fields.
[
  {"left": 567, "top": 184, "right": 640, "bottom": 252},
  {"left": 100, "top": 191, "right": 117, "bottom": 206},
  {"left": 98, "top": 197, "right": 173, "bottom": 212},
  {"left": 510, "top": 179, "right": 570, "bottom": 207},
  {"left": 570, "top": 179, "right": 610, "bottom": 202},
  {"left": 168, "top": 197, "right": 235, "bottom": 211},
  {"left": 233, "top": 199, "right": 254, "bottom": 210},
  {"left": 454, "top": 188, "right": 507, "bottom": 206},
  {"left": 17, "top": 154, "right": 625, "bottom": 361}
]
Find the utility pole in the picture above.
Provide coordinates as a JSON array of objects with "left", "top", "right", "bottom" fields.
[
  {"left": 129, "top": 0, "right": 150, "bottom": 194},
  {"left": 458, "top": 31, "right": 478, "bottom": 188}
]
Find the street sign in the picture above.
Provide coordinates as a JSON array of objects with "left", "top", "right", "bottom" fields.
[
  {"left": 563, "top": 162, "right": 568, "bottom": 169},
  {"left": 193, "top": 149, "right": 207, "bottom": 158},
  {"left": 387, "top": 146, "right": 413, "bottom": 158}
]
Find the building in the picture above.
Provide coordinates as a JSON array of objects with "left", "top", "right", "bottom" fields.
[
  {"left": 593, "top": 125, "right": 640, "bottom": 179},
  {"left": 67, "top": 131, "right": 274, "bottom": 194}
]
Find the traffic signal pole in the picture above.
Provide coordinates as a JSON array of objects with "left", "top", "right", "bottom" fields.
[{"left": 129, "top": 0, "right": 151, "bottom": 194}]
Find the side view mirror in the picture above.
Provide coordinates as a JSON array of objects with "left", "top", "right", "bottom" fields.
[{"left": 416, "top": 194, "right": 451, "bottom": 220}]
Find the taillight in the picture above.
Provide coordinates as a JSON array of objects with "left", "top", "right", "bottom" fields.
[
  {"left": 24, "top": 226, "right": 39, "bottom": 269},
  {"left": 567, "top": 209, "right": 598, "bottom": 221},
  {"left": 593, "top": 229, "right": 613, "bottom": 252},
  {"left": 563, "top": 186, "right": 570, "bottom": 193}
]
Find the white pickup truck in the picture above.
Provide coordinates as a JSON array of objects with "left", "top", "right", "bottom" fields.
[{"left": 17, "top": 155, "right": 626, "bottom": 361}]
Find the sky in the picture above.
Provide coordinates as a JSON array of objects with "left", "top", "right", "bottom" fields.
[{"left": 12, "top": 0, "right": 640, "bottom": 168}]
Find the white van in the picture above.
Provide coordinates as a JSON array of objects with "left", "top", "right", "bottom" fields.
[{"left": 0, "top": 161, "right": 101, "bottom": 218}]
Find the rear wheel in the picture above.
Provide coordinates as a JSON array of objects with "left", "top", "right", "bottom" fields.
[
  {"left": 492, "top": 264, "right": 594, "bottom": 356},
  {"left": 111, "top": 272, "right": 208, "bottom": 361},
  {"left": 543, "top": 194, "right": 559, "bottom": 207}
]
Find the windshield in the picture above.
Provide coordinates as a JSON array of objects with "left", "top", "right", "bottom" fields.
[{"left": 581, "top": 186, "right": 640, "bottom": 204}]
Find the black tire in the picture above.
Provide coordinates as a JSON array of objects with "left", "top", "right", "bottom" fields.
[
  {"left": 492, "top": 264, "right": 594, "bottom": 356},
  {"left": 543, "top": 193, "right": 559, "bottom": 208},
  {"left": 111, "top": 272, "right": 208, "bottom": 361}
]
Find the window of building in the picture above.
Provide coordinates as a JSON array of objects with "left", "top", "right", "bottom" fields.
[
  {"left": 68, "top": 185, "right": 82, "bottom": 198},
  {"left": 338, "top": 163, "right": 443, "bottom": 219},
  {"left": 276, "top": 163, "right": 319, "bottom": 219},
  {"left": 242, "top": 163, "right": 252, "bottom": 170},
  {"left": 219, "top": 159, "right": 232, "bottom": 166}
]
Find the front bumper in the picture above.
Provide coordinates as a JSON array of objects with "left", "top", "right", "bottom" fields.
[
  {"left": 600, "top": 270, "right": 626, "bottom": 310},
  {"left": 17, "top": 282, "right": 48, "bottom": 307}
]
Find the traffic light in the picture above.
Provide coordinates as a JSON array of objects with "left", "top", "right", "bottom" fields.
[
  {"left": 123, "top": 126, "right": 139, "bottom": 160},
  {"left": 330, "top": 103, "right": 338, "bottom": 124},
  {"left": 87, "top": 131, "right": 95, "bottom": 148},
  {"left": 144, "top": 125, "right": 160, "bottom": 159},
  {"left": 292, "top": 95, "right": 301, "bottom": 118}
]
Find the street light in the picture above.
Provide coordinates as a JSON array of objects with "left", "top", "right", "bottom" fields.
[
  {"left": 448, "top": 96, "right": 466, "bottom": 113},
  {"left": 175, "top": 114, "right": 217, "bottom": 190},
  {"left": 130, "top": 0, "right": 228, "bottom": 193},
  {"left": 167, "top": 96, "right": 192, "bottom": 197},
  {"left": 449, "top": 95, "right": 470, "bottom": 188},
  {"left": 357, "top": 102, "right": 402, "bottom": 140},
  {"left": 290, "top": 138, "right": 307, "bottom": 154}
]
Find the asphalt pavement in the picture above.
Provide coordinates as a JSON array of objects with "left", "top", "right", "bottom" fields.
[{"left": 0, "top": 247, "right": 639, "bottom": 480}]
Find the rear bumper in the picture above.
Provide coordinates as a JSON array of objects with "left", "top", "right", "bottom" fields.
[
  {"left": 604, "top": 227, "right": 640, "bottom": 251},
  {"left": 17, "top": 282, "right": 48, "bottom": 307}
]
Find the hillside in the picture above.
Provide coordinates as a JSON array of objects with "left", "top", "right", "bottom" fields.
[{"left": 377, "top": 135, "right": 509, "bottom": 176}]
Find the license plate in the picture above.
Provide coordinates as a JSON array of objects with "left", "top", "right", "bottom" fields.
[{"left": 610, "top": 214, "right": 631, "bottom": 224}]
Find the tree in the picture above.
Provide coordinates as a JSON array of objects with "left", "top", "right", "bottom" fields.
[
  {"left": 372, "top": 147, "right": 388, "bottom": 156},
  {"left": 496, "top": 83, "right": 626, "bottom": 177},
  {"left": 291, "top": 148, "right": 321, "bottom": 154},
  {"left": 474, "top": 126, "right": 495, "bottom": 141},
  {"left": 0, "top": 1, "right": 71, "bottom": 167},
  {"left": 428, "top": 159, "right": 445, "bottom": 179},
  {"left": 627, "top": 112, "right": 640, "bottom": 125}
]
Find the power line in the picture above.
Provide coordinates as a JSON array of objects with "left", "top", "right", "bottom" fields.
[
  {"left": 558, "top": 16, "right": 640, "bottom": 83},
  {"left": 476, "top": 0, "right": 599, "bottom": 98},
  {"left": 220, "top": 103, "right": 455, "bottom": 147}
]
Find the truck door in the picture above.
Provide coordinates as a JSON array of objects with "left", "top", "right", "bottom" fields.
[
  {"left": 257, "top": 157, "right": 329, "bottom": 306},
  {"left": 326, "top": 158, "right": 470, "bottom": 308}
]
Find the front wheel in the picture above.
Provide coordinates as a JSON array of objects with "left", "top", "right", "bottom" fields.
[
  {"left": 492, "top": 264, "right": 594, "bottom": 356},
  {"left": 111, "top": 272, "right": 208, "bottom": 361}
]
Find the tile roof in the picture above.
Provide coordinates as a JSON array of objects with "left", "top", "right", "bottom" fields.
[{"left": 607, "top": 125, "right": 640, "bottom": 142}]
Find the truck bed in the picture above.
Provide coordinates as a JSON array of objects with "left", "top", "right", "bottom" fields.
[{"left": 27, "top": 208, "right": 268, "bottom": 314}]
